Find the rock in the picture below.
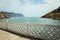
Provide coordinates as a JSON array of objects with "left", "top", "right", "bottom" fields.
[
  {"left": 42, "top": 6, "right": 60, "bottom": 20},
  {"left": 0, "top": 12, "right": 10, "bottom": 19},
  {"left": 0, "top": 11, "right": 24, "bottom": 19}
]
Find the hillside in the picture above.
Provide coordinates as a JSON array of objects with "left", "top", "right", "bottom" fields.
[
  {"left": 0, "top": 12, "right": 24, "bottom": 19},
  {"left": 42, "top": 7, "right": 60, "bottom": 20},
  {"left": 0, "top": 12, "right": 10, "bottom": 19}
]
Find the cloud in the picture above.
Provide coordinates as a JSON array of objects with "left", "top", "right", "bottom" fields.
[
  {"left": 44, "top": 0, "right": 59, "bottom": 6},
  {"left": 21, "top": 0, "right": 59, "bottom": 17},
  {"left": 21, "top": 4, "right": 49, "bottom": 17},
  {"left": 29, "top": 0, "right": 46, "bottom": 4},
  {"left": 0, "top": 0, "right": 60, "bottom": 17},
  {"left": 20, "top": 0, "right": 46, "bottom": 5},
  {"left": 0, "top": 0, "right": 21, "bottom": 13}
]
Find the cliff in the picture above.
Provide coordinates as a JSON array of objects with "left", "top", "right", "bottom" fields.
[
  {"left": 0, "top": 12, "right": 24, "bottom": 19},
  {"left": 42, "top": 7, "right": 60, "bottom": 20},
  {"left": 0, "top": 12, "right": 10, "bottom": 19}
]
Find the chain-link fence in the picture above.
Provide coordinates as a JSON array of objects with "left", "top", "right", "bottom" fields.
[{"left": 0, "top": 20, "right": 60, "bottom": 40}]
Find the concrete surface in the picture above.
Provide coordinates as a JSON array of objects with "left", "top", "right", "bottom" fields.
[{"left": 0, "top": 30, "right": 30, "bottom": 40}]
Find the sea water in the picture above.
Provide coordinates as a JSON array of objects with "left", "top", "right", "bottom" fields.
[{"left": 1, "top": 17, "right": 60, "bottom": 26}]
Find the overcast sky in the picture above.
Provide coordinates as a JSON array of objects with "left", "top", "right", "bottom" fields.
[{"left": 0, "top": 0, "right": 60, "bottom": 17}]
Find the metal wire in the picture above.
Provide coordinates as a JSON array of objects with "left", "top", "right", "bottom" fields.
[{"left": 0, "top": 20, "right": 60, "bottom": 40}]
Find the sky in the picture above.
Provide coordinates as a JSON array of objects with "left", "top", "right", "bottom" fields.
[{"left": 0, "top": 0, "right": 60, "bottom": 17}]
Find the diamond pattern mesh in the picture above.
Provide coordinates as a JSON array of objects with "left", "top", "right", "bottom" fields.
[
  {"left": 0, "top": 22, "right": 60, "bottom": 40},
  {"left": 29, "top": 24, "right": 60, "bottom": 40},
  {"left": 7, "top": 22, "right": 60, "bottom": 40}
]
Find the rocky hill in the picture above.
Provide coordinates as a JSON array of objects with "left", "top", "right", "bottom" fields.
[
  {"left": 42, "top": 7, "right": 60, "bottom": 20},
  {"left": 0, "top": 12, "right": 24, "bottom": 19},
  {"left": 0, "top": 12, "right": 10, "bottom": 19}
]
